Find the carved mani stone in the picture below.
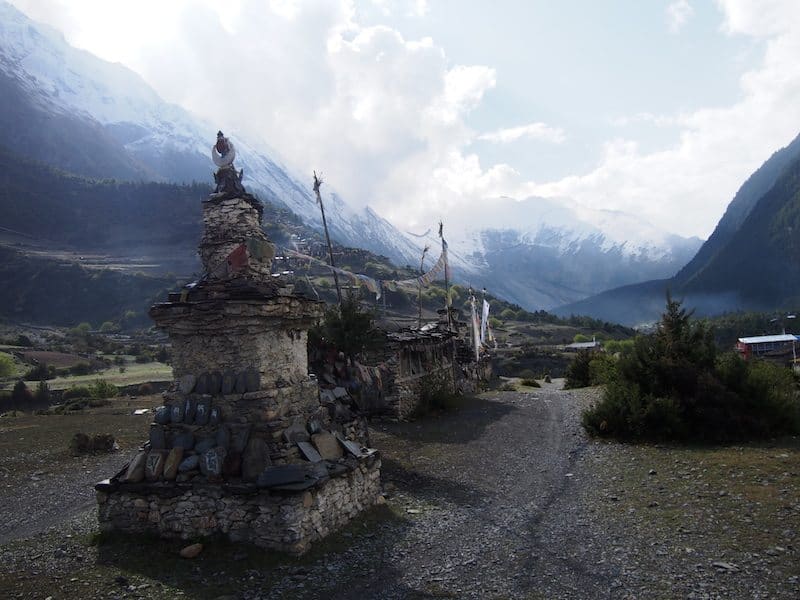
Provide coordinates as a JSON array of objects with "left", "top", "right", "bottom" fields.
[
  {"left": 195, "top": 398, "right": 211, "bottom": 426},
  {"left": 145, "top": 451, "right": 167, "bottom": 481},
  {"left": 184, "top": 398, "right": 196, "bottom": 423},
  {"left": 170, "top": 403, "right": 185, "bottom": 424},
  {"left": 163, "top": 447, "right": 184, "bottom": 480},
  {"left": 154, "top": 406, "right": 170, "bottom": 425},
  {"left": 200, "top": 447, "right": 226, "bottom": 480}
]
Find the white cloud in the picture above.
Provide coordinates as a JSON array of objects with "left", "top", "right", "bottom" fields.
[
  {"left": 369, "top": 0, "right": 428, "bottom": 17},
  {"left": 666, "top": 0, "right": 694, "bottom": 34},
  {"left": 478, "top": 122, "right": 566, "bottom": 144}
]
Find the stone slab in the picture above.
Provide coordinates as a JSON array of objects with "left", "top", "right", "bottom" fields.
[
  {"left": 123, "top": 451, "right": 147, "bottom": 483},
  {"left": 297, "top": 441, "right": 323, "bottom": 463},
  {"left": 256, "top": 464, "right": 308, "bottom": 488},
  {"left": 311, "top": 432, "right": 343, "bottom": 461}
]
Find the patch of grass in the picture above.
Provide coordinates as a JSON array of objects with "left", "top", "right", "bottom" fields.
[
  {"left": 28, "top": 361, "right": 172, "bottom": 391},
  {"left": 587, "top": 436, "right": 800, "bottom": 593}
]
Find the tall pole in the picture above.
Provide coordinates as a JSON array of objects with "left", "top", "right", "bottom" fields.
[
  {"left": 418, "top": 245, "right": 429, "bottom": 329},
  {"left": 313, "top": 171, "right": 342, "bottom": 308},
  {"left": 439, "top": 221, "right": 451, "bottom": 332}
]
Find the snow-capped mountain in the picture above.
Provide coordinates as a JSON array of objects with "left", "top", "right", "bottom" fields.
[
  {"left": 409, "top": 196, "right": 702, "bottom": 309},
  {"left": 0, "top": 0, "right": 703, "bottom": 311}
]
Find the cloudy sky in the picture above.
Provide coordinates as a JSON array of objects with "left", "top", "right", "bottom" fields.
[{"left": 9, "top": 0, "right": 800, "bottom": 239}]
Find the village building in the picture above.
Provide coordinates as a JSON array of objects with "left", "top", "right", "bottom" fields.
[{"left": 735, "top": 333, "right": 799, "bottom": 361}]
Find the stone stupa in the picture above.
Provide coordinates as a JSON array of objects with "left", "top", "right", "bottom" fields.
[{"left": 95, "top": 132, "right": 381, "bottom": 554}]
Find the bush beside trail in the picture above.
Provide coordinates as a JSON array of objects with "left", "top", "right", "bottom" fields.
[{"left": 581, "top": 295, "right": 800, "bottom": 442}]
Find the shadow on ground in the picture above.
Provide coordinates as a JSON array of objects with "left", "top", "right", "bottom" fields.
[{"left": 371, "top": 394, "right": 518, "bottom": 446}]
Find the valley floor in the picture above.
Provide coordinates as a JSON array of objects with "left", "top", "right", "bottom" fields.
[{"left": 0, "top": 383, "right": 798, "bottom": 599}]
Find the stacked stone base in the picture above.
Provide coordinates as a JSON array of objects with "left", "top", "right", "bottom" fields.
[{"left": 97, "top": 457, "right": 380, "bottom": 555}]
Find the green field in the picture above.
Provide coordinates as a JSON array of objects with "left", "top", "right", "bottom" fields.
[{"left": 24, "top": 361, "right": 173, "bottom": 391}]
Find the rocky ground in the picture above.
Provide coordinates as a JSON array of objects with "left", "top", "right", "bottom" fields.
[{"left": 0, "top": 381, "right": 798, "bottom": 599}]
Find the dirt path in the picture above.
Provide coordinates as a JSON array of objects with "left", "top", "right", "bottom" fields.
[{"left": 264, "top": 382, "right": 609, "bottom": 599}]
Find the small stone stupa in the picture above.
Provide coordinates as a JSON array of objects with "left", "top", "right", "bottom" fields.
[{"left": 95, "top": 132, "right": 381, "bottom": 554}]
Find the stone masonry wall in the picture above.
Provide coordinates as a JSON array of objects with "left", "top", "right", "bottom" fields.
[
  {"left": 199, "top": 196, "right": 273, "bottom": 280},
  {"left": 97, "top": 459, "right": 381, "bottom": 555},
  {"left": 389, "top": 363, "right": 454, "bottom": 421}
]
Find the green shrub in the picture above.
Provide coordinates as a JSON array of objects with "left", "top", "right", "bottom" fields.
[
  {"left": 582, "top": 295, "right": 800, "bottom": 441},
  {"left": 69, "top": 362, "right": 92, "bottom": 376},
  {"left": 588, "top": 354, "right": 618, "bottom": 385},
  {"left": 521, "top": 378, "right": 540, "bottom": 388},
  {"left": 518, "top": 368, "right": 537, "bottom": 379},
  {"left": 34, "top": 381, "right": 50, "bottom": 404},
  {"left": 11, "top": 380, "right": 33, "bottom": 404},
  {"left": 63, "top": 385, "right": 92, "bottom": 400},
  {"left": 24, "top": 362, "right": 51, "bottom": 381},
  {"left": 564, "top": 350, "right": 593, "bottom": 389},
  {"left": 0, "top": 353, "right": 15, "bottom": 378},
  {"left": 91, "top": 379, "right": 118, "bottom": 399}
]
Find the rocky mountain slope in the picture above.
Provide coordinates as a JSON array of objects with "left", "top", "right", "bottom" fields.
[{"left": 557, "top": 132, "right": 800, "bottom": 325}]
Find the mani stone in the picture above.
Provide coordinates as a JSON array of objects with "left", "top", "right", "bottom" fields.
[
  {"left": 221, "top": 370, "right": 236, "bottom": 395},
  {"left": 209, "top": 406, "right": 223, "bottom": 426},
  {"left": 170, "top": 403, "right": 185, "bottom": 424},
  {"left": 184, "top": 398, "right": 197, "bottom": 423},
  {"left": 242, "top": 438, "right": 270, "bottom": 482},
  {"left": 195, "top": 372, "right": 211, "bottom": 395},
  {"left": 195, "top": 398, "right": 211, "bottom": 426},
  {"left": 149, "top": 425, "right": 167, "bottom": 450},
  {"left": 332, "top": 386, "right": 349, "bottom": 400},
  {"left": 209, "top": 371, "right": 223, "bottom": 395},
  {"left": 178, "top": 454, "right": 200, "bottom": 473},
  {"left": 297, "top": 441, "right": 323, "bottom": 463},
  {"left": 154, "top": 406, "right": 170, "bottom": 425},
  {"left": 200, "top": 447, "right": 226, "bottom": 480},
  {"left": 282, "top": 423, "right": 310, "bottom": 444},
  {"left": 123, "top": 451, "right": 147, "bottom": 483},
  {"left": 163, "top": 446, "right": 184, "bottom": 480},
  {"left": 235, "top": 371, "right": 248, "bottom": 394},
  {"left": 172, "top": 430, "right": 195, "bottom": 451},
  {"left": 178, "top": 374, "right": 196, "bottom": 394},
  {"left": 145, "top": 451, "right": 166, "bottom": 481},
  {"left": 245, "top": 368, "right": 260, "bottom": 393},
  {"left": 311, "top": 432, "right": 343, "bottom": 461}
]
